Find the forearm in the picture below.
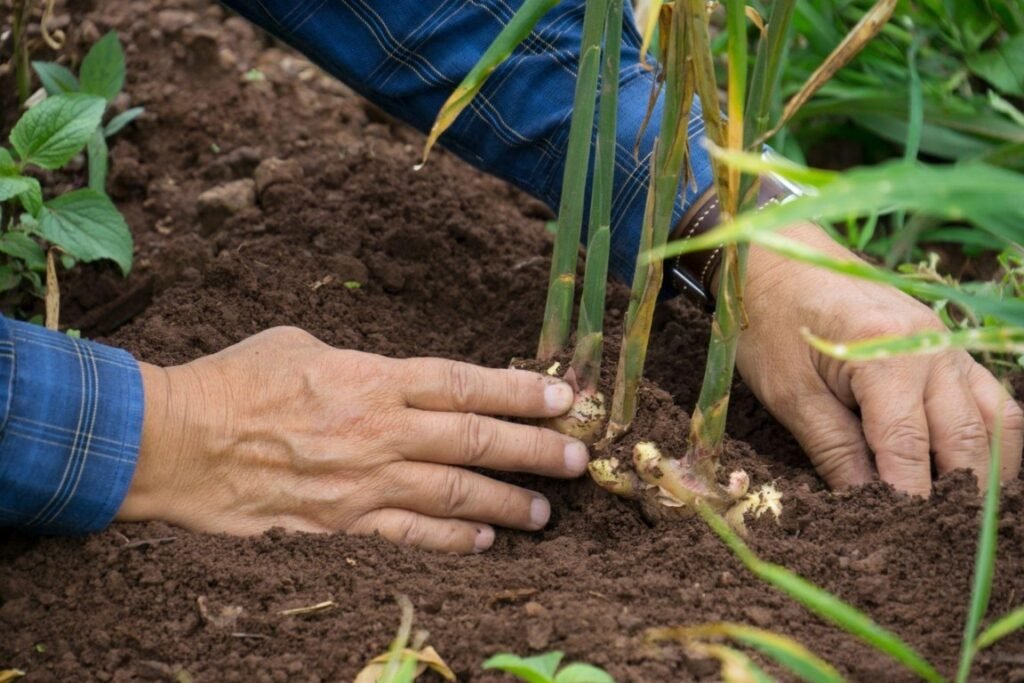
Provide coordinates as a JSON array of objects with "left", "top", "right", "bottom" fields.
[{"left": 218, "top": 0, "right": 716, "bottom": 286}]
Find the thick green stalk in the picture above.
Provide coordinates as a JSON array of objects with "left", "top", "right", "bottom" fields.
[
  {"left": 685, "top": 0, "right": 752, "bottom": 455},
  {"left": 537, "top": 0, "right": 609, "bottom": 361},
  {"left": 572, "top": 0, "right": 623, "bottom": 392},
  {"left": 607, "top": 4, "right": 691, "bottom": 438}
]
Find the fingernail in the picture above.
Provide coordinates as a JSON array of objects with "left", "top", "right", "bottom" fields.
[
  {"left": 564, "top": 441, "right": 589, "bottom": 476},
  {"left": 474, "top": 526, "right": 495, "bottom": 553},
  {"left": 544, "top": 381, "right": 574, "bottom": 413},
  {"left": 530, "top": 497, "right": 550, "bottom": 529}
]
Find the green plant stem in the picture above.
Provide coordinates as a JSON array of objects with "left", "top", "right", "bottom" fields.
[
  {"left": 955, "top": 415, "right": 1004, "bottom": 683},
  {"left": 537, "top": 0, "right": 608, "bottom": 361},
  {"left": 606, "top": 3, "right": 691, "bottom": 438},
  {"left": 13, "top": 0, "right": 32, "bottom": 105},
  {"left": 572, "top": 0, "right": 623, "bottom": 393}
]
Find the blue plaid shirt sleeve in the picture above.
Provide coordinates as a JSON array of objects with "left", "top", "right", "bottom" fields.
[
  {"left": 221, "top": 0, "right": 714, "bottom": 286},
  {"left": 0, "top": 316, "right": 144, "bottom": 534}
]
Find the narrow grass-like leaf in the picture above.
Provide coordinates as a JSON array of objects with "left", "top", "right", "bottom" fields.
[
  {"left": 698, "top": 506, "right": 944, "bottom": 683},
  {"left": 649, "top": 623, "right": 843, "bottom": 683},
  {"left": 417, "top": 0, "right": 560, "bottom": 168},
  {"left": 804, "top": 326, "right": 1024, "bottom": 361},
  {"left": 955, "top": 414, "right": 1004, "bottom": 683},
  {"left": 104, "top": 106, "right": 145, "bottom": 137},
  {"left": 758, "top": 0, "right": 897, "bottom": 145},
  {"left": 683, "top": 642, "right": 777, "bottom": 683},
  {"left": 976, "top": 606, "right": 1024, "bottom": 651},
  {"left": 637, "top": 0, "right": 665, "bottom": 68}
]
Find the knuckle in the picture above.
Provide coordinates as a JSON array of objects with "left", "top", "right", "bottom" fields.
[
  {"left": 943, "top": 418, "right": 989, "bottom": 452},
  {"left": 445, "top": 361, "right": 481, "bottom": 412},
  {"left": 879, "top": 419, "right": 930, "bottom": 461},
  {"left": 1001, "top": 400, "right": 1024, "bottom": 435},
  {"left": 806, "top": 435, "right": 863, "bottom": 482},
  {"left": 392, "top": 514, "right": 426, "bottom": 547},
  {"left": 264, "top": 325, "right": 316, "bottom": 346},
  {"left": 440, "top": 468, "right": 473, "bottom": 515},
  {"left": 458, "top": 414, "right": 493, "bottom": 465}
]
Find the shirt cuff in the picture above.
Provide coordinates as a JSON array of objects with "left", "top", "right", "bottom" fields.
[{"left": 0, "top": 317, "right": 144, "bottom": 534}]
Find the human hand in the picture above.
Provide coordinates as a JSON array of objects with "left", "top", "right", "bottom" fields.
[
  {"left": 117, "top": 327, "right": 590, "bottom": 553},
  {"left": 734, "top": 223, "right": 1023, "bottom": 495}
]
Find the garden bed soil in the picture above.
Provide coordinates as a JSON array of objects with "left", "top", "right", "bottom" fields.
[{"left": 3, "top": 1, "right": 1024, "bottom": 681}]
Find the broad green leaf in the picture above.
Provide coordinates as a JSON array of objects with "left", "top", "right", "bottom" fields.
[
  {"left": 418, "top": 0, "right": 560, "bottom": 167},
  {"left": 34, "top": 189, "right": 132, "bottom": 275},
  {"left": 966, "top": 34, "right": 1024, "bottom": 96},
  {"left": 697, "top": 506, "right": 944, "bottom": 683},
  {"left": 976, "top": 606, "right": 1024, "bottom": 651},
  {"left": 88, "top": 127, "right": 109, "bottom": 192},
  {"left": 79, "top": 31, "right": 125, "bottom": 102},
  {"left": 804, "top": 326, "right": 1024, "bottom": 361},
  {"left": 18, "top": 177, "right": 43, "bottom": 218},
  {"left": 649, "top": 624, "right": 842, "bottom": 683},
  {"left": 0, "top": 232, "right": 46, "bottom": 271},
  {"left": 956, "top": 418, "right": 1004, "bottom": 683},
  {"left": 104, "top": 106, "right": 145, "bottom": 137},
  {"left": 0, "top": 147, "right": 16, "bottom": 173},
  {"left": 483, "top": 652, "right": 564, "bottom": 683},
  {"left": 0, "top": 175, "right": 36, "bottom": 203},
  {"left": 10, "top": 93, "right": 106, "bottom": 170},
  {"left": 32, "top": 61, "right": 80, "bottom": 95},
  {"left": 554, "top": 662, "right": 615, "bottom": 683},
  {"left": 0, "top": 265, "right": 21, "bottom": 293}
]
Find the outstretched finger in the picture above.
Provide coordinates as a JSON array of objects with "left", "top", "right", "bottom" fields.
[
  {"left": 399, "top": 410, "right": 589, "bottom": 478},
  {"left": 851, "top": 363, "right": 932, "bottom": 497},
  {"left": 398, "top": 358, "right": 574, "bottom": 417},
  {"left": 350, "top": 508, "right": 495, "bottom": 554},
  {"left": 965, "top": 360, "right": 1024, "bottom": 481},
  {"left": 382, "top": 462, "right": 550, "bottom": 531}
]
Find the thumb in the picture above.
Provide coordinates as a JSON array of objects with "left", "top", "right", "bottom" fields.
[{"left": 779, "top": 391, "right": 874, "bottom": 489}]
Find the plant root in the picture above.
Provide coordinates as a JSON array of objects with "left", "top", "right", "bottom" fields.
[{"left": 589, "top": 442, "right": 782, "bottom": 534}]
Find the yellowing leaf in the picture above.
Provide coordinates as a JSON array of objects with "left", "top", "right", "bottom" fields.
[
  {"left": 354, "top": 646, "right": 456, "bottom": 683},
  {"left": 0, "top": 671, "right": 26, "bottom": 683}
]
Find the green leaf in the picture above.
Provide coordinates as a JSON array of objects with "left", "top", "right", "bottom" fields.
[
  {"left": 34, "top": 189, "right": 132, "bottom": 275},
  {"left": 956, "top": 418, "right": 1004, "bottom": 683},
  {"left": 418, "top": 0, "right": 561, "bottom": 167},
  {"left": 649, "top": 624, "right": 842, "bottom": 683},
  {"left": 0, "top": 175, "right": 36, "bottom": 203},
  {"left": 10, "top": 93, "right": 107, "bottom": 170},
  {"left": 0, "top": 232, "right": 46, "bottom": 271},
  {"left": 0, "top": 265, "right": 21, "bottom": 293},
  {"left": 18, "top": 177, "right": 43, "bottom": 218},
  {"left": 104, "top": 106, "right": 144, "bottom": 137},
  {"left": 697, "top": 506, "right": 944, "bottom": 683},
  {"left": 0, "top": 147, "right": 17, "bottom": 174},
  {"left": 554, "top": 663, "right": 615, "bottom": 683},
  {"left": 804, "top": 326, "right": 1024, "bottom": 361},
  {"left": 966, "top": 34, "right": 1024, "bottom": 96},
  {"left": 483, "top": 652, "right": 564, "bottom": 683},
  {"left": 79, "top": 31, "right": 125, "bottom": 102},
  {"left": 31, "top": 61, "right": 80, "bottom": 95},
  {"left": 976, "top": 606, "right": 1024, "bottom": 651},
  {"left": 87, "top": 127, "right": 109, "bottom": 192}
]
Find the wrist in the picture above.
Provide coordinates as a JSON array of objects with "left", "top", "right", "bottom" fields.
[{"left": 117, "top": 362, "right": 215, "bottom": 524}]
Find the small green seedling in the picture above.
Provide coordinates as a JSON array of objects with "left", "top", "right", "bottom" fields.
[
  {"left": 483, "top": 651, "right": 614, "bottom": 683},
  {"left": 32, "top": 31, "right": 145, "bottom": 193}
]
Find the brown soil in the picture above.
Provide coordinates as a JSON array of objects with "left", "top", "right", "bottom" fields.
[{"left": 3, "top": 1, "right": 1024, "bottom": 681}]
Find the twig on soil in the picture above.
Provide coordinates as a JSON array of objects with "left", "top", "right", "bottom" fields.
[
  {"left": 121, "top": 536, "right": 177, "bottom": 549},
  {"left": 278, "top": 600, "right": 337, "bottom": 616},
  {"left": 231, "top": 632, "right": 272, "bottom": 640},
  {"left": 487, "top": 588, "right": 538, "bottom": 606}
]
